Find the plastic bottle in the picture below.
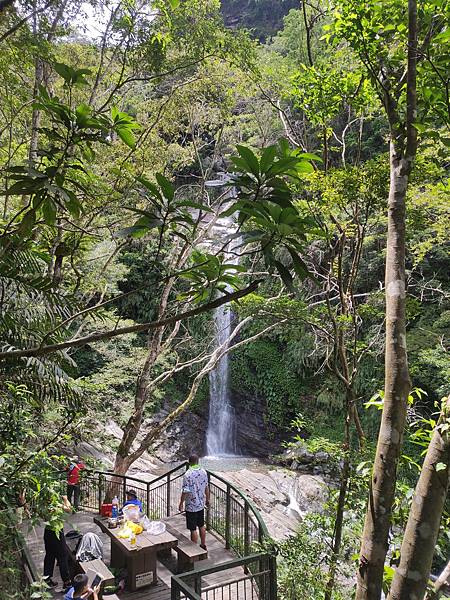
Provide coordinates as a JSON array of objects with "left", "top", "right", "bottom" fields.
[
  {"left": 111, "top": 495, "right": 119, "bottom": 519},
  {"left": 130, "top": 531, "right": 136, "bottom": 548}
]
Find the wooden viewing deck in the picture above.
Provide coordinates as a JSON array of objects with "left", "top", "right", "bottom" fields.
[
  {"left": 23, "top": 511, "right": 251, "bottom": 600},
  {"left": 21, "top": 464, "right": 276, "bottom": 599}
]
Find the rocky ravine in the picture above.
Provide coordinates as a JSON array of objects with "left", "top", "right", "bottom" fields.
[{"left": 219, "top": 467, "right": 328, "bottom": 540}]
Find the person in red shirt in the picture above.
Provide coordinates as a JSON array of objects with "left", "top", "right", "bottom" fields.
[{"left": 66, "top": 456, "right": 85, "bottom": 510}]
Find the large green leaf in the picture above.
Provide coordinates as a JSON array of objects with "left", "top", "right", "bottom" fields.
[
  {"left": 260, "top": 145, "right": 277, "bottom": 172},
  {"left": 274, "top": 260, "right": 295, "bottom": 292},
  {"left": 53, "top": 62, "right": 74, "bottom": 84},
  {"left": 155, "top": 173, "right": 174, "bottom": 202},
  {"left": 236, "top": 145, "right": 260, "bottom": 177},
  {"left": 116, "top": 127, "right": 136, "bottom": 149}
]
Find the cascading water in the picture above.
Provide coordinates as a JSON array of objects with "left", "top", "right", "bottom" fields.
[
  {"left": 204, "top": 202, "right": 240, "bottom": 456},
  {"left": 205, "top": 300, "right": 237, "bottom": 456}
]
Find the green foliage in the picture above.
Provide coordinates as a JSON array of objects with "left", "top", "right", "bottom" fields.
[
  {"left": 231, "top": 338, "right": 303, "bottom": 428},
  {"left": 0, "top": 1, "right": 449, "bottom": 596},
  {"left": 287, "top": 412, "right": 346, "bottom": 463},
  {"left": 269, "top": 510, "right": 348, "bottom": 599},
  {"left": 226, "top": 140, "right": 319, "bottom": 289},
  {"left": 291, "top": 60, "right": 373, "bottom": 126},
  {"left": 3, "top": 71, "right": 138, "bottom": 234},
  {"left": 0, "top": 383, "right": 75, "bottom": 597},
  {"left": 332, "top": 0, "right": 450, "bottom": 137}
]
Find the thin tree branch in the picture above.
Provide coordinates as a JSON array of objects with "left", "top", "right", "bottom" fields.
[{"left": 0, "top": 281, "right": 261, "bottom": 359}]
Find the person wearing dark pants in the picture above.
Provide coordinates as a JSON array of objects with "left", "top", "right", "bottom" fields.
[
  {"left": 66, "top": 483, "right": 80, "bottom": 510},
  {"left": 178, "top": 454, "right": 210, "bottom": 550},
  {"left": 43, "top": 495, "right": 72, "bottom": 589},
  {"left": 66, "top": 456, "right": 84, "bottom": 510},
  {"left": 43, "top": 526, "right": 71, "bottom": 588}
]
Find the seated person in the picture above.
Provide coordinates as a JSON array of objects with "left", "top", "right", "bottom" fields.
[
  {"left": 64, "top": 574, "right": 99, "bottom": 600},
  {"left": 122, "top": 489, "right": 143, "bottom": 512}
]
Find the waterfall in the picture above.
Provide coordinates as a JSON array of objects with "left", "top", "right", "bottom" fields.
[
  {"left": 205, "top": 215, "right": 240, "bottom": 456},
  {"left": 206, "top": 301, "right": 237, "bottom": 456}
]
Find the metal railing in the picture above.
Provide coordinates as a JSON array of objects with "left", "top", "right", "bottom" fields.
[
  {"left": 60, "top": 462, "right": 187, "bottom": 518},
  {"left": 171, "top": 553, "right": 277, "bottom": 600},
  {"left": 57, "top": 464, "right": 276, "bottom": 599},
  {"left": 206, "top": 470, "right": 269, "bottom": 557},
  {"left": 65, "top": 463, "right": 269, "bottom": 554}
]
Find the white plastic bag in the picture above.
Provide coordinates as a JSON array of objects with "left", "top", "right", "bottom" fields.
[
  {"left": 122, "top": 504, "right": 140, "bottom": 522},
  {"left": 146, "top": 521, "right": 166, "bottom": 535}
]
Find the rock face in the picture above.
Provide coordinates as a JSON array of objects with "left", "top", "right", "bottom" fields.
[
  {"left": 137, "top": 389, "right": 282, "bottom": 460},
  {"left": 221, "top": 0, "right": 298, "bottom": 41},
  {"left": 217, "top": 466, "right": 328, "bottom": 540},
  {"left": 74, "top": 420, "right": 164, "bottom": 478},
  {"left": 276, "top": 443, "right": 342, "bottom": 478},
  {"left": 150, "top": 410, "right": 206, "bottom": 462},
  {"left": 233, "top": 392, "right": 284, "bottom": 457}
]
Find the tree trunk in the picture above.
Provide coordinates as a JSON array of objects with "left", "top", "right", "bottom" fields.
[
  {"left": 113, "top": 280, "right": 174, "bottom": 472},
  {"left": 427, "top": 559, "right": 450, "bottom": 600},
  {"left": 356, "top": 1, "right": 418, "bottom": 596},
  {"left": 29, "top": 0, "right": 69, "bottom": 164},
  {"left": 29, "top": 58, "right": 43, "bottom": 164},
  {"left": 113, "top": 453, "right": 133, "bottom": 477},
  {"left": 388, "top": 396, "right": 450, "bottom": 600},
  {"left": 355, "top": 142, "right": 412, "bottom": 600}
]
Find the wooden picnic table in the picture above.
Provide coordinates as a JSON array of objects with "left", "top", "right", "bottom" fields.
[{"left": 93, "top": 516, "right": 177, "bottom": 591}]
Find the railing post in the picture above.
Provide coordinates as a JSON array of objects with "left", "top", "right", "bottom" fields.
[
  {"left": 225, "top": 484, "right": 231, "bottom": 550},
  {"left": 269, "top": 554, "right": 278, "bottom": 600},
  {"left": 257, "top": 555, "right": 266, "bottom": 600},
  {"left": 206, "top": 472, "right": 211, "bottom": 531},
  {"left": 171, "top": 581, "right": 180, "bottom": 600},
  {"left": 167, "top": 472, "right": 171, "bottom": 517},
  {"left": 194, "top": 575, "right": 201, "bottom": 595},
  {"left": 146, "top": 481, "right": 151, "bottom": 518},
  {"left": 98, "top": 474, "right": 103, "bottom": 513},
  {"left": 122, "top": 476, "right": 126, "bottom": 504},
  {"left": 244, "top": 502, "right": 250, "bottom": 557}
]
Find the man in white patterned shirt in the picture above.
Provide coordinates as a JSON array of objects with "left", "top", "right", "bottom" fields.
[{"left": 179, "top": 454, "right": 210, "bottom": 550}]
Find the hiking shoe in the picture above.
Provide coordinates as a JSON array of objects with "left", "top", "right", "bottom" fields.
[
  {"left": 200, "top": 544, "right": 207, "bottom": 551},
  {"left": 44, "top": 578, "right": 58, "bottom": 588}
]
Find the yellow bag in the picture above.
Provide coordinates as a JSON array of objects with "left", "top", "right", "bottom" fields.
[{"left": 126, "top": 520, "right": 143, "bottom": 535}]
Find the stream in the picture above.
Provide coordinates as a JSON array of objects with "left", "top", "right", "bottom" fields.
[{"left": 199, "top": 455, "right": 327, "bottom": 540}]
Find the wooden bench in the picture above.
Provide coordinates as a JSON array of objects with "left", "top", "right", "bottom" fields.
[
  {"left": 80, "top": 558, "right": 115, "bottom": 599},
  {"left": 163, "top": 524, "right": 207, "bottom": 573}
]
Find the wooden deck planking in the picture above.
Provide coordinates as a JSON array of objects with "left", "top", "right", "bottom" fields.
[{"left": 23, "top": 511, "right": 252, "bottom": 600}]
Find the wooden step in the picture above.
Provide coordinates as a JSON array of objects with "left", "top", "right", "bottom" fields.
[{"left": 163, "top": 523, "right": 207, "bottom": 572}]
